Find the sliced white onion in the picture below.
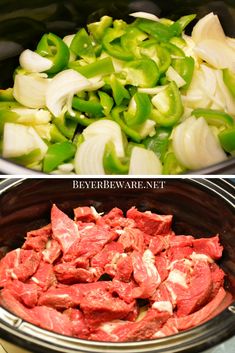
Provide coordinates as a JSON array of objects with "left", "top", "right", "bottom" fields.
[
  {"left": 166, "top": 66, "right": 186, "bottom": 88},
  {"left": 82, "top": 119, "right": 125, "bottom": 158},
  {"left": 3, "top": 122, "right": 48, "bottom": 159},
  {"left": 172, "top": 116, "right": 227, "bottom": 170},
  {"left": 13, "top": 74, "right": 48, "bottom": 109},
  {"left": 74, "top": 135, "right": 110, "bottom": 175},
  {"left": 34, "top": 124, "right": 51, "bottom": 140},
  {"left": 46, "top": 69, "right": 91, "bottom": 117},
  {"left": 134, "top": 119, "right": 156, "bottom": 138},
  {"left": 138, "top": 85, "right": 167, "bottom": 95},
  {"left": 19, "top": 49, "right": 53, "bottom": 73},
  {"left": 194, "top": 39, "right": 235, "bottom": 71},
  {"left": 214, "top": 70, "right": 235, "bottom": 116},
  {"left": 152, "top": 88, "right": 170, "bottom": 114},
  {"left": 12, "top": 108, "right": 51, "bottom": 124},
  {"left": 63, "top": 34, "right": 75, "bottom": 47},
  {"left": 129, "top": 12, "right": 160, "bottom": 22},
  {"left": 129, "top": 146, "right": 162, "bottom": 175},
  {"left": 192, "top": 12, "right": 226, "bottom": 44}
]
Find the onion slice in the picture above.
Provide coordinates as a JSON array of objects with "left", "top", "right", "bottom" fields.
[{"left": 19, "top": 49, "right": 53, "bottom": 73}]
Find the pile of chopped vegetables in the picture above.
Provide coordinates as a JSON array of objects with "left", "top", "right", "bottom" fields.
[{"left": 0, "top": 11, "right": 235, "bottom": 174}]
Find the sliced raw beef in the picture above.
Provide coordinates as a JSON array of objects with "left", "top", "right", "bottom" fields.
[
  {"left": 110, "top": 279, "right": 138, "bottom": 303},
  {"left": 38, "top": 286, "right": 81, "bottom": 309},
  {"left": 114, "top": 254, "right": 133, "bottom": 282},
  {"left": 64, "top": 308, "right": 90, "bottom": 338},
  {"left": 42, "top": 239, "right": 61, "bottom": 264},
  {"left": 91, "top": 242, "right": 124, "bottom": 268},
  {"left": 22, "top": 224, "right": 52, "bottom": 252},
  {"left": 51, "top": 204, "right": 80, "bottom": 254},
  {"left": 97, "top": 207, "right": 136, "bottom": 229},
  {"left": 118, "top": 228, "right": 145, "bottom": 253},
  {"left": 192, "top": 235, "right": 223, "bottom": 260},
  {"left": 209, "top": 263, "right": 225, "bottom": 298},
  {"left": 74, "top": 206, "right": 100, "bottom": 223},
  {"left": 30, "top": 262, "right": 57, "bottom": 290},
  {"left": 54, "top": 263, "right": 103, "bottom": 284},
  {"left": 5, "top": 280, "right": 39, "bottom": 307},
  {"left": 127, "top": 207, "right": 172, "bottom": 236}
]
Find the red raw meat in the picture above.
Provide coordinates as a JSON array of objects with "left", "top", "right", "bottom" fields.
[
  {"left": 51, "top": 204, "right": 80, "bottom": 254},
  {"left": 97, "top": 207, "right": 136, "bottom": 229},
  {"left": 127, "top": 207, "right": 172, "bottom": 236},
  {"left": 193, "top": 235, "right": 223, "bottom": 260},
  {"left": 80, "top": 286, "right": 136, "bottom": 326},
  {"left": 110, "top": 279, "right": 138, "bottom": 303},
  {"left": 210, "top": 263, "right": 225, "bottom": 298},
  {"left": 155, "top": 254, "right": 169, "bottom": 282},
  {"left": 91, "top": 242, "right": 124, "bottom": 268},
  {"left": 74, "top": 206, "right": 99, "bottom": 223},
  {"left": 22, "top": 224, "right": 52, "bottom": 252},
  {"left": 30, "top": 261, "right": 57, "bottom": 291},
  {"left": 64, "top": 308, "right": 90, "bottom": 338},
  {"left": 5, "top": 280, "right": 39, "bottom": 308},
  {"left": 54, "top": 262, "right": 103, "bottom": 284},
  {"left": 166, "top": 246, "right": 193, "bottom": 262},
  {"left": 114, "top": 255, "right": 133, "bottom": 282},
  {"left": 38, "top": 286, "right": 81, "bottom": 309},
  {"left": 0, "top": 249, "right": 21, "bottom": 286},
  {"left": 118, "top": 228, "right": 145, "bottom": 253},
  {"left": 42, "top": 239, "right": 61, "bottom": 264}
]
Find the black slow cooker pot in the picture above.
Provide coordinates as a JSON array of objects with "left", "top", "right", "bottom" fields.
[
  {"left": 0, "top": 178, "right": 234, "bottom": 353},
  {"left": 0, "top": 0, "right": 235, "bottom": 175}
]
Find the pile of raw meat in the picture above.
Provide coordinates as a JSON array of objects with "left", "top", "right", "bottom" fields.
[{"left": 0, "top": 205, "right": 232, "bottom": 342}]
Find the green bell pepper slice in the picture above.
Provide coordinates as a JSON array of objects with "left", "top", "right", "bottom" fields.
[
  {"left": 223, "top": 68, "right": 235, "bottom": 98},
  {"left": 0, "top": 88, "right": 15, "bottom": 102},
  {"left": 161, "top": 42, "right": 185, "bottom": 58},
  {"left": 111, "top": 106, "right": 143, "bottom": 143},
  {"left": 192, "top": 108, "right": 234, "bottom": 128},
  {"left": 102, "top": 27, "right": 134, "bottom": 61},
  {"left": 174, "top": 14, "right": 196, "bottom": 33},
  {"left": 0, "top": 101, "right": 22, "bottom": 110},
  {"left": 72, "top": 97, "right": 103, "bottom": 117},
  {"left": 70, "top": 28, "right": 96, "bottom": 62},
  {"left": 136, "top": 18, "right": 180, "bottom": 42},
  {"left": 124, "top": 92, "right": 151, "bottom": 126},
  {"left": 110, "top": 75, "right": 130, "bottom": 105},
  {"left": 43, "top": 141, "right": 76, "bottom": 173},
  {"left": 121, "top": 26, "right": 147, "bottom": 57},
  {"left": 103, "top": 141, "right": 129, "bottom": 174},
  {"left": 67, "top": 111, "right": 99, "bottom": 127},
  {"left": 140, "top": 40, "right": 171, "bottom": 74},
  {"left": 144, "top": 127, "right": 171, "bottom": 162},
  {"left": 172, "top": 56, "right": 195, "bottom": 91},
  {"left": 162, "top": 151, "right": 186, "bottom": 174},
  {"left": 218, "top": 126, "right": 235, "bottom": 153},
  {"left": 87, "top": 16, "right": 113, "bottom": 42},
  {"left": 36, "top": 32, "right": 70, "bottom": 74},
  {"left": 98, "top": 91, "right": 114, "bottom": 116},
  {"left": 124, "top": 58, "right": 160, "bottom": 88},
  {"left": 50, "top": 124, "right": 68, "bottom": 143},
  {"left": 151, "top": 81, "right": 184, "bottom": 127},
  {"left": 53, "top": 114, "right": 78, "bottom": 139},
  {"left": 69, "top": 57, "right": 114, "bottom": 78}
]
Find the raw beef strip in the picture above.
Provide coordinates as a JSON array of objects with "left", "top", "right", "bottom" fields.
[
  {"left": 110, "top": 279, "right": 138, "bottom": 303},
  {"left": 166, "top": 261, "right": 213, "bottom": 316},
  {"left": 0, "top": 249, "right": 41, "bottom": 286},
  {"left": 209, "top": 263, "right": 225, "bottom": 298},
  {"left": 42, "top": 239, "right": 61, "bottom": 264},
  {"left": 131, "top": 250, "right": 161, "bottom": 298},
  {"left": 91, "top": 309, "right": 170, "bottom": 342},
  {"left": 91, "top": 242, "right": 124, "bottom": 268},
  {"left": 54, "top": 262, "right": 103, "bottom": 284},
  {"left": 166, "top": 246, "right": 193, "bottom": 262},
  {"left": 30, "top": 261, "right": 57, "bottom": 290},
  {"left": 168, "top": 287, "right": 227, "bottom": 331},
  {"left": 192, "top": 235, "right": 223, "bottom": 260},
  {"left": 64, "top": 308, "right": 90, "bottom": 338},
  {"left": 51, "top": 204, "right": 80, "bottom": 254},
  {"left": 118, "top": 228, "right": 145, "bottom": 253},
  {"left": 22, "top": 224, "right": 52, "bottom": 252},
  {"left": 149, "top": 235, "right": 169, "bottom": 255},
  {"left": 38, "top": 286, "right": 81, "bottom": 309},
  {"left": 5, "top": 280, "right": 39, "bottom": 307},
  {"left": 79, "top": 287, "right": 136, "bottom": 326},
  {"left": 97, "top": 207, "right": 136, "bottom": 229},
  {"left": 127, "top": 207, "right": 172, "bottom": 236},
  {"left": 114, "top": 254, "right": 133, "bottom": 282},
  {"left": 63, "top": 225, "right": 113, "bottom": 262},
  {"left": 155, "top": 254, "right": 169, "bottom": 282},
  {"left": 74, "top": 206, "right": 100, "bottom": 223},
  {"left": 169, "top": 235, "right": 194, "bottom": 248}
]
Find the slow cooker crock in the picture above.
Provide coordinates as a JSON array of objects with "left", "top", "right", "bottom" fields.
[
  {"left": 0, "top": 177, "right": 234, "bottom": 353},
  {"left": 0, "top": 0, "right": 235, "bottom": 175}
]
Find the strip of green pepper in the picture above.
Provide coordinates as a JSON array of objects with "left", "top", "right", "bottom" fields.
[
  {"left": 87, "top": 16, "right": 113, "bottom": 42},
  {"left": 162, "top": 151, "right": 186, "bottom": 174},
  {"left": 172, "top": 56, "right": 195, "bottom": 91},
  {"left": 103, "top": 141, "right": 129, "bottom": 174},
  {"left": 192, "top": 108, "right": 234, "bottom": 128},
  {"left": 151, "top": 81, "right": 184, "bottom": 127},
  {"left": 161, "top": 42, "right": 185, "bottom": 58},
  {"left": 70, "top": 28, "right": 95, "bottom": 62},
  {"left": 72, "top": 97, "right": 103, "bottom": 117},
  {"left": 67, "top": 111, "right": 99, "bottom": 127},
  {"left": 43, "top": 141, "right": 76, "bottom": 173},
  {"left": 0, "top": 88, "right": 15, "bottom": 102},
  {"left": 124, "top": 92, "right": 151, "bottom": 126},
  {"left": 223, "top": 68, "right": 235, "bottom": 98},
  {"left": 110, "top": 75, "right": 130, "bottom": 105},
  {"left": 136, "top": 18, "right": 181, "bottom": 42},
  {"left": 69, "top": 57, "right": 114, "bottom": 78},
  {"left": 111, "top": 106, "right": 143, "bottom": 143},
  {"left": 121, "top": 26, "right": 147, "bottom": 57},
  {"left": 102, "top": 27, "right": 134, "bottom": 61},
  {"left": 143, "top": 127, "right": 171, "bottom": 162},
  {"left": 218, "top": 127, "right": 235, "bottom": 153},
  {"left": 50, "top": 124, "right": 68, "bottom": 143},
  {"left": 53, "top": 114, "right": 78, "bottom": 139},
  {"left": 124, "top": 58, "right": 160, "bottom": 88},
  {"left": 98, "top": 91, "right": 114, "bottom": 116},
  {"left": 140, "top": 40, "right": 171, "bottom": 74},
  {"left": 36, "top": 33, "right": 70, "bottom": 74},
  {"left": 174, "top": 14, "right": 197, "bottom": 33}
]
